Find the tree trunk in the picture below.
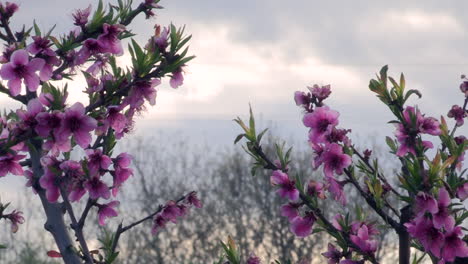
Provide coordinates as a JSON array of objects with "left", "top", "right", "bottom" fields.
[
  {"left": 399, "top": 206, "right": 411, "bottom": 264},
  {"left": 31, "top": 139, "right": 82, "bottom": 264}
]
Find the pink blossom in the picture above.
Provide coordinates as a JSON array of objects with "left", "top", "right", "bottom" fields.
[
  {"left": 350, "top": 224, "right": 378, "bottom": 254},
  {"left": 76, "top": 39, "right": 106, "bottom": 65},
  {"left": 39, "top": 52, "right": 60, "bottom": 82},
  {"left": 395, "top": 107, "right": 439, "bottom": 156},
  {"left": 294, "top": 91, "right": 310, "bottom": 106},
  {"left": 85, "top": 149, "right": 112, "bottom": 175},
  {"left": 114, "top": 152, "right": 132, "bottom": 168},
  {"left": 185, "top": 191, "right": 202, "bottom": 208},
  {"left": 311, "top": 142, "right": 325, "bottom": 169},
  {"left": 270, "top": 170, "right": 299, "bottom": 201},
  {"left": 35, "top": 111, "right": 63, "bottom": 138},
  {"left": 307, "top": 180, "right": 326, "bottom": 199},
  {"left": 27, "top": 36, "right": 53, "bottom": 56},
  {"left": 43, "top": 137, "right": 72, "bottom": 156},
  {"left": 0, "top": 2, "right": 18, "bottom": 20},
  {"left": 170, "top": 68, "right": 184, "bottom": 89},
  {"left": 414, "top": 192, "right": 438, "bottom": 217},
  {"left": 324, "top": 128, "right": 351, "bottom": 145},
  {"left": 419, "top": 117, "right": 441, "bottom": 136},
  {"left": 405, "top": 216, "right": 444, "bottom": 257},
  {"left": 460, "top": 80, "right": 468, "bottom": 96},
  {"left": 69, "top": 186, "right": 86, "bottom": 203},
  {"left": 246, "top": 253, "right": 262, "bottom": 264},
  {"left": 281, "top": 203, "right": 300, "bottom": 221},
  {"left": 59, "top": 102, "right": 97, "bottom": 148},
  {"left": 432, "top": 188, "right": 455, "bottom": 230},
  {"left": 161, "top": 201, "right": 182, "bottom": 223},
  {"left": 321, "top": 243, "right": 342, "bottom": 264},
  {"left": 97, "top": 24, "right": 125, "bottom": 55},
  {"left": 4, "top": 210, "right": 24, "bottom": 233},
  {"left": 447, "top": 105, "right": 466, "bottom": 127},
  {"left": 290, "top": 212, "right": 316, "bottom": 237},
  {"left": 59, "top": 161, "right": 85, "bottom": 202},
  {"left": 112, "top": 167, "right": 133, "bottom": 196},
  {"left": 97, "top": 201, "right": 119, "bottom": 226},
  {"left": 39, "top": 165, "right": 61, "bottom": 203},
  {"left": 326, "top": 176, "right": 346, "bottom": 205},
  {"left": 0, "top": 49, "right": 45, "bottom": 96},
  {"left": 332, "top": 214, "right": 345, "bottom": 231},
  {"left": 441, "top": 226, "right": 468, "bottom": 262},
  {"left": 456, "top": 182, "right": 468, "bottom": 201},
  {"left": 308, "top": 84, "right": 331, "bottom": 101},
  {"left": 0, "top": 153, "right": 25, "bottom": 177},
  {"left": 17, "top": 98, "right": 44, "bottom": 129},
  {"left": 322, "top": 143, "right": 351, "bottom": 178},
  {"left": 106, "top": 106, "right": 127, "bottom": 133},
  {"left": 125, "top": 79, "right": 160, "bottom": 108},
  {"left": 303, "top": 106, "right": 339, "bottom": 143},
  {"left": 72, "top": 5, "right": 91, "bottom": 26},
  {"left": 150, "top": 25, "right": 169, "bottom": 51},
  {"left": 151, "top": 214, "right": 167, "bottom": 234},
  {"left": 84, "top": 176, "right": 110, "bottom": 200}
]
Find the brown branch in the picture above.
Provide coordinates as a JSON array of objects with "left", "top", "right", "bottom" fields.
[
  {"left": 343, "top": 168, "right": 401, "bottom": 232},
  {"left": 109, "top": 194, "right": 188, "bottom": 255},
  {"left": 0, "top": 17, "right": 16, "bottom": 44},
  {"left": 0, "top": 83, "right": 28, "bottom": 104},
  {"left": 60, "top": 186, "right": 93, "bottom": 264}
]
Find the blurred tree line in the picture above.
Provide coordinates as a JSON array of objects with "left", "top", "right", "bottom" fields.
[{"left": 0, "top": 132, "right": 402, "bottom": 263}]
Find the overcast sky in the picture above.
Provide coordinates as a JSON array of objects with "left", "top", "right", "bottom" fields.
[
  {"left": 0, "top": 0, "right": 466, "bottom": 159},
  {"left": 0, "top": 1, "right": 467, "bottom": 255},
  {"left": 0, "top": 0, "right": 465, "bottom": 129}
]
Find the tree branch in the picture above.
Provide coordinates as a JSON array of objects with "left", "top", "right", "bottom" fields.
[
  {"left": 60, "top": 186, "right": 93, "bottom": 264},
  {"left": 109, "top": 194, "right": 188, "bottom": 255}
]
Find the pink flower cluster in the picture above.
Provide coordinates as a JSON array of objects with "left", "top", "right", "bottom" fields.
[
  {"left": 1, "top": 209, "right": 24, "bottom": 233},
  {"left": 405, "top": 188, "right": 468, "bottom": 262},
  {"left": 151, "top": 192, "right": 202, "bottom": 234},
  {"left": 296, "top": 85, "right": 352, "bottom": 205},
  {"left": 325, "top": 214, "right": 379, "bottom": 262},
  {"left": 295, "top": 84, "right": 331, "bottom": 111},
  {"left": 394, "top": 106, "right": 441, "bottom": 157},
  {"left": 38, "top": 150, "right": 133, "bottom": 205}
]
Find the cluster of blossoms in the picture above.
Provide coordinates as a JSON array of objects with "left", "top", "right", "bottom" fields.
[
  {"left": 0, "top": 0, "right": 192, "bottom": 229},
  {"left": 0, "top": 1, "right": 198, "bottom": 262},
  {"left": 405, "top": 188, "right": 468, "bottom": 262},
  {"left": 267, "top": 84, "right": 381, "bottom": 262},
  {"left": 297, "top": 84, "right": 351, "bottom": 205},
  {"left": 238, "top": 71, "right": 467, "bottom": 263},
  {"left": 329, "top": 215, "right": 379, "bottom": 261},
  {"left": 151, "top": 191, "right": 202, "bottom": 234},
  {"left": 394, "top": 106, "right": 441, "bottom": 157}
]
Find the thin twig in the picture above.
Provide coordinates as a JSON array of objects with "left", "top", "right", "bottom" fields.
[{"left": 109, "top": 194, "right": 188, "bottom": 254}]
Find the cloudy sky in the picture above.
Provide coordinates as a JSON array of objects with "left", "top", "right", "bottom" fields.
[
  {"left": 1, "top": 0, "right": 466, "bottom": 134},
  {"left": 0, "top": 0, "right": 467, "bottom": 197}
]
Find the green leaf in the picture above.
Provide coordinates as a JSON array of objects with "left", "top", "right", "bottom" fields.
[
  {"left": 257, "top": 128, "right": 269, "bottom": 143},
  {"left": 249, "top": 104, "right": 256, "bottom": 138},
  {"left": 379, "top": 65, "right": 388, "bottom": 87},
  {"left": 385, "top": 136, "right": 397, "bottom": 152},
  {"left": 33, "top": 20, "right": 41, "bottom": 36},
  {"left": 233, "top": 134, "right": 245, "bottom": 144},
  {"left": 403, "top": 89, "right": 422, "bottom": 103},
  {"left": 0, "top": 244, "right": 7, "bottom": 249}
]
